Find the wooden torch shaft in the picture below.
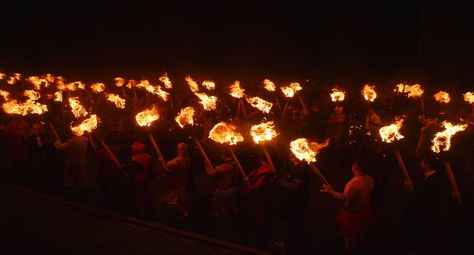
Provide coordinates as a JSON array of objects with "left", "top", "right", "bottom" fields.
[
  {"left": 87, "top": 132, "right": 97, "bottom": 152},
  {"left": 444, "top": 161, "right": 463, "bottom": 205},
  {"left": 99, "top": 139, "right": 122, "bottom": 169},
  {"left": 298, "top": 95, "right": 308, "bottom": 114},
  {"left": 228, "top": 147, "right": 249, "bottom": 181},
  {"left": 148, "top": 133, "right": 167, "bottom": 167},
  {"left": 394, "top": 149, "right": 412, "bottom": 183},
  {"left": 310, "top": 164, "right": 332, "bottom": 188},
  {"left": 48, "top": 122, "right": 61, "bottom": 142},
  {"left": 194, "top": 138, "right": 214, "bottom": 171},
  {"left": 262, "top": 145, "right": 276, "bottom": 172}
]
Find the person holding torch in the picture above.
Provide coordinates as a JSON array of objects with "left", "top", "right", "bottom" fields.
[{"left": 320, "top": 160, "right": 375, "bottom": 254}]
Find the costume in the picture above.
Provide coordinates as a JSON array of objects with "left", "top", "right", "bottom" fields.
[
  {"left": 163, "top": 155, "right": 191, "bottom": 218},
  {"left": 55, "top": 135, "right": 88, "bottom": 188}
]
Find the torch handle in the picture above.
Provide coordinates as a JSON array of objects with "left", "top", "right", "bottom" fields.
[
  {"left": 87, "top": 132, "right": 97, "bottom": 152},
  {"left": 194, "top": 138, "right": 214, "bottom": 171},
  {"left": 48, "top": 122, "right": 61, "bottom": 142},
  {"left": 262, "top": 145, "right": 276, "bottom": 172},
  {"left": 310, "top": 164, "right": 332, "bottom": 188},
  {"left": 420, "top": 97, "right": 425, "bottom": 114},
  {"left": 239, "top": 98, "right": 248, "bottom": 117},
  {"left": 394, "top": 149, "right": 412, "bottom": 183},
  {"left": 228, "top": 147, "right": 249, "bottom": 182},
  {"left": 99, "top": 139, "right": 122, "bottom": 170},
  {"left": 298, "top": 95, "right": 308, "bottom": 115},
  {"left": 148, "top": 133, "right": 167, "bottom": 169},
  {"left": 34, "top": 129, "right": 42, "bottom": 146},
  {"left": 444, "top": 161, "right": 463, "bottom": 206}
]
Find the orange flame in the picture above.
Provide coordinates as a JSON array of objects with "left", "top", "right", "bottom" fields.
[
  {"left": 202, "top": 80, "right": 216, "bottom": 90},
  {"left": 463, "top": 92, "right": 474, "bottom": 104},
  {"left": 70, "top": 114, "right": 100, "bottom": 136},
  {"left": 159, "top": 73, "right": 172, "bottom": 89},
  {"left": 361, "top": 84, "right": 377, "bottom": 102},
  {"left": 330, "top": 88, "right": 345, "bottom": 102},
  {"left": 7, "top": 76, "right": 18, "bottom": 85},
  {"left": 209, "top": 122, "right": 244, "bottom": 145},
  {"left": 28, "top": 76, "right": 49, "bottom": 90},
  {"left": 250, "top": 121, "right": 278, "bottom": 144},
  {"left": 55, "top": 76, "right": 66, "bottom": 90},
  {"left": 114, "top": 77, "right": 125, "bottom": 87},
  {"left": 0, "top": 73, "right": 5, "bottom": 80},
  {"left": 229, "top": 81, "right": 245, "bottom": 98},
  {"left": 105, "top": 93, "right": 126, "bottom": 109},
  {"left": 135, "top": 106, "right": 160, "bottom": 127},
  {"left": 136, "top": 80, "right": 169, "bottom": 101},
  {"left": 69, "top": 97, "right": 88, "bottom": 118},
  {"left": 126, "top": 79, "right": 136, "bottom": 89},
  {"left": 1, "top": 90, "right": 48, "bottom": 116},
  {"left": 0, "top": 89, "right": 10, "bottom": 100},
  {"left": 175, "top": 106, "right": 195, "bottom": 128},
  {"left": 54, "top": 91, "right": 63, "bottom": 102},
  {"left": 280, "top": 82, "right": 302, "bottom": 98},
  {"left": 394, "top": 84, "right": 424, "bottom": 98},
  {"left": 379, "top": 118, "right": 405, "bottom": 143},
  {"left": 44, "top": 74, "right": 55, "bottom": 83},
  {"left": 290, "top": 138, "right": 329, "bottom": 164},
  {"left": 431, "top": 121, "right": 468, "bottom": 153},
  {"left": 245, "top": 96, "right": 273, "bottom": 113},
  {"left": 263, "top": 79, "right": 276, "bottom": 92},
  {"left": 194, "top": 92, "right": 217, "bottom": 111},
  {"left": 433, "top": 91, "right": 450, "bottom": 103},
  {"left": 185, "top": 76, "right": 200, "bottom": 92},
  {"left": 90, "top": 82, "right": 106, "bottom": 93}
]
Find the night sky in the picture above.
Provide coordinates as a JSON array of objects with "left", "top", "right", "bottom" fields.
[{"left": 0, "top": 1, "right": 471, "bottom": 88}]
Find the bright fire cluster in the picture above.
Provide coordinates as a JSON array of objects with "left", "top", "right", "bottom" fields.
[
  {"left": 175, "top": 106, "right": 195, "bottom": 128},
  {"left": 394, "top": 84, "right": 424, "bottom": 98},
  {"left": 106, "top": 93, "right": 126, "bottom": 109},
  {"left": 361, "top": 84, "right": 377, "bottom": 102},
  {"left": 290, "top": 138, "right": 329, "bottom": 164},
  {"left": 280, "top": 83, "right": 302, "bottom": 98},
  {"left": 431, "top": 121, "right": 468, "bottom": 153},
  {"left": 463, "top": 92, "right": 474, "bottom": 104},
  {"left": 209, "top": 122, "right": 244, "bottom": 145},
  {"left": 245, "top": 96, "right": 273, "bottom": 113},
  {"left": 135, "top": 106, "right": 160, "bottom": 127},
  {"left": 70, "top": 114, "right": 100, "bottom": 136},
  {"left": 330, "top": 88, "right": 345, "bottom": 102},
  {"left": 229, "top": 81, "right": 245, "bottom": 98},
  {"left": 194, "top": 92, "right": 217, "bottom": 111},
  {"left": 250, "top": 121, "right": 278, "bottom": 144},
  {"left": 379, "top": 118, "right": 405, "bottom": 143},
  {"left": 263, "top": 79, "right": 276, "bottom": 92},
  {"left": 433, "top": 91, "right": 451, "bottom": 104}
]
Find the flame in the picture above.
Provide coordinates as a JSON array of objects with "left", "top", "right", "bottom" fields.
[
  {"left": 65, "top": 81, "right": 83, "bottom": 91},
  {"left": 135, "top": 106, "right": 160, "bottom": 127},
  {"left": 1, "top": 90, "right": 47, "bottom": 116},
  {"left": 229, "top": 81, "right": 245, "bottom": 98},
  {"left": 175, "top": 106, "right": 195, "bottom": 128},
  {"left": 0, "top": 89, "right": 10, "bottom": 100},
  {"left": 245, "top": 96, "right": 273, "bottom": 113},
  {"left": 69, "top": 97, "right": 88, "bottom": 118},
  {"left": 126, "top": 79, "right": 136, "bottom": 89},
  {"left": 209, "top": 122, "right": 244, "bottom": 145},
  {"left": 394, "top": 84, "right": 424, "bottom": 98},
  {"left": 185, "top": 76, "right": 200, "bottom": 92},
  {"left": 433, "top": 91, "right": 450, "bottom": 103},
  {"left": 263, "top": 79, "right": 276, "bottom": 92},
  {"left": 28, "top": 76, "right": 49, "bottom": 90},
  {"left": 159, "top": 73, "right": 172, "bottom": 89},
  {"left": 90, "top": 82, "right": 106, "bottom": 93},
  {"left": 194, "top": 92, "right": 217, "bottom": 111},
  {"left": 330, "top": 88, "right": 345, "bottom": 102},
  {"left": 290, "top": 138, "right": 329, "bottom": 164},
  {"left": 105, "top": 93, "right": 126, "bottom": 109},
  {"left": 280, "top": 83, "right": 302, "bottom": 98},
  {"left": 14, "top": 73, "right": 21, "bottom": 80},
  {"left": 250, "top": 121, "right": 278, "bottom": 144},
  {"left": 0, "top": 73, "right": 5, "bottom": 80},
  {"left": 136, "top": 80, "right": 169, "bottom": 101},
  {"left": 7, "top": 76, "right": 17, "bottom": 85},
  {"left": 70, "top": 114, "right": 100, "bottom": 136},
  {"left": 379, "top": 118, "right": 405, "bottom": 143},
  {"left": 56, "top": 76, "right": 66, "bottom": 90},
  {"left": 114, "top": 77, "right": 125, "bottom": 87},
  {"left": 463, "top": 92, "right": 474, "bottom": 104},
  {"left": 431, "top": 121, "right": 468, "bottom": 153},
  {"left": 361, "top": 84, "right": 377, "bottom": 102},
  {"left": 44, "top": 74, "right": 55, "bottom": 83},
  {"left": 54, "top": 91, "right": 63, "bottom": 102},
  {"left": 202, "top": 80, "right": 216, "bottom": 90}
]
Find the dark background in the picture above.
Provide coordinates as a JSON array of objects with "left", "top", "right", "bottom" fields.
[{"left": 0, "top": 1, "right": 473, "bottom": 88}]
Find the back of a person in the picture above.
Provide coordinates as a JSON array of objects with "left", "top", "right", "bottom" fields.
[
  {"left": 65, "top": 136, "right": 88, "bottom": 166},
  {"left": 344, "top": 175, "right": 374, "bottom": 212},
  {"left": 215, "top": 162, "right": 235, "bottom": 190}
]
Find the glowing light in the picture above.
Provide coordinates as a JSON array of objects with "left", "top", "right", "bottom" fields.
[
  {"left": 245, "top": 96, "right": 273, "bottom": 113},
  {"left": 431, "top": 121, "right": 468, "bottom": 153},
  {"left": 250, "top": 121, "right": 278, "bottom": 144},
  {"left": 209, "top": 122, "right": 244, "bottom": 145},
  {"left": 175, "top": 106, "right": 195, "bottom": 128},
  {"left": 290, "top": 138, "right": 329, "bottom": 164},
  {"left": 361, "top": 84, "right": 377, "bottom": 102},
  {"left": 135, "top": 106, "right": 160, "bottom": 127},
  {"left": 433, "top": 91, "right": 451, "bottom": 103}
]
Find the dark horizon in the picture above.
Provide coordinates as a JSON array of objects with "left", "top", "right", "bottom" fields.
[{"left": 0, "top": 1, "right": 472, "bottom": 88}]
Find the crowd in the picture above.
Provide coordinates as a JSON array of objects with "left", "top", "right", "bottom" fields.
[{"left": 0, "top": 75, "right": 473, "bottom": 255}]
